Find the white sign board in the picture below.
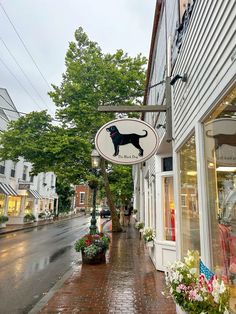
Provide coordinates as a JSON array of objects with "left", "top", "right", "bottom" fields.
[{"left": 95, "top": 118, "right": 159, "bottom": 165}]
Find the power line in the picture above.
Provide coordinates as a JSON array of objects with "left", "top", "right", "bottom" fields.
[
  {"left": 0, "top": 2, "right": 52, "bottom": 91},
  {"left": 0, "top": 95, "right": 59, "bottom": 122},
  {"left": 0, "top": 37, "right": 53, "bottom": 114},
  {"left": 0, "top": 56, "right": 44, "bottom": 110}
]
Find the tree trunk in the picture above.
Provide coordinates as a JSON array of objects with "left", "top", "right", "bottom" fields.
[{"left": 100, "top": 158, "right": 122, "bottom": 232}]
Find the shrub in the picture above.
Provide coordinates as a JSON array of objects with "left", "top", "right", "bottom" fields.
[
  {"left": 38, "top": 212, "right": 46, "bottom": 219},
  {"left": 0, "top": 215, "right": 8, "bottom": 223},
  {"left": 24, "top": 213, "right": 36, "bottom": 222}
]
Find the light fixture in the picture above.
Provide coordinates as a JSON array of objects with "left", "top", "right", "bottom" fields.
[
  {"left": 91, "top": 149, "right": 100, "bottom": 169},
  {"left": 216, "top": 166, "right": 236, "bottom": 172},
  {"left": 170, "top": 73, "right": 188, "bottom": 86},
  {"left": 156, "top": 124, "right": 166, "bottom": 129},
  {"left": 89, "top": 149, "right": 101, "bottom": 234},
  {"left": 187, "top": 171, "right": 197, "bottom": 176}
]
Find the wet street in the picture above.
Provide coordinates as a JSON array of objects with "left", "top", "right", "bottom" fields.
[{"left": 0, "top": 215, "right": 90, "bottom": 314}]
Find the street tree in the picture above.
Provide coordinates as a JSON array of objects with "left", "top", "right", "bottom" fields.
[{"left": 0, "top": 27, "right": 147, "bottom": 232}]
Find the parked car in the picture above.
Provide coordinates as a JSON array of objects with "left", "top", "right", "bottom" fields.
[{"left": 100, "top": 206, "right": 111, "bottom": 218}]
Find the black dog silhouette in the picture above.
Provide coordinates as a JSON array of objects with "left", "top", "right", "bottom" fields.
[{"left": 106, "top": 125, "right": 148, "bottom": 156}]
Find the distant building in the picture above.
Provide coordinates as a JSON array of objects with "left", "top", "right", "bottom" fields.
[
  {"left": 0, "top": 88, "right": 58, "bottom": 224},
  {"left": 74, "top": 184, "right": 91, "bottom": 212}
]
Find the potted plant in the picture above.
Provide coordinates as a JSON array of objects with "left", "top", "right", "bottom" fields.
[
  {"left": 135, "top": 221, "right": 144, "bottom": 232},
  {"left": 164, "top": 250, "right": 230, "bottom": 314},
  {"left": 24, "top": 213, "right": 36, "bottom": 223},
  {"left": 74, "top": 232, "right": 110, "bottom": 264},
  {"left": 38, "top": 212, "right": 46, "bottom": 220},
  {"left": 135, "top": 221, "right": 145, "bottom": 239},
  {"left": 0, "top": 215, "right": 8, "bottom": 228},
  {"left": 143, "top": 227, "right": 155, "bottom": 247}
]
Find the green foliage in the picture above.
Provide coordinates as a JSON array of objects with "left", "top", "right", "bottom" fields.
[
  {"left": 164, "top": 250, "right": 230, "bottom": 314},
  {"left": 135, "top": 221, "right": 144, "bottom": 230},
  {"left": 74, "top": 233, "right": 110, "bottom": 259},
  {"left": 143, "top": 228, "right": 155, "bottom": 242},
  {"left": 56, "top": 180, "right": 74, "bottom": 213},
  {"left": 24, "top": 213, "right": 36, "bottom": 222},
  {"left": 0, "top": 215, "right": 8, "bottom": 223},
  {"left": 0, "top": 28, "right": 147, "bottom": 230},
  {"left": 99, "top": 163, "right": 133, "bottom": 207},
  {"left": 38, "top": 212, "right": 46, "bottom": 219}
]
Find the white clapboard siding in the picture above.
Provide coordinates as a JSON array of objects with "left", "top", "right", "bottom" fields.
[{"left": 172, "top": 0, "right": 236, "bottom": 149}]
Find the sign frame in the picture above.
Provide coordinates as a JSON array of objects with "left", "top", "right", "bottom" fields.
[{"left": 95, "top": 118, "right": 159, "bottom": 165}]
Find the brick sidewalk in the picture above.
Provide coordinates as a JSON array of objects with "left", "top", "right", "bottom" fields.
[{"left": 38, "top": 224, "right": 175, "bottom": 314}]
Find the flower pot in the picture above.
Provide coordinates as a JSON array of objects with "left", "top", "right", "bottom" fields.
[
  {"left": 146, "top": 240, "right": 154, "bottom": 248},
  {"left": 176, "top": 304, "right": 187, "bottom": 314},
  {"left": 82, "top": 250, "right": 106, "bottom": 265},
  {"left": 0, "top": 222, "right": 6, "bottom": 228}
]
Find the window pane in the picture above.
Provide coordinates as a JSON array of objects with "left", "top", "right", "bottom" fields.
[
  {"left": 204, "top": 86, "right": 236, "bottom": 311},
  {"left": 179, "top": 134, "right": 200, "bottom": 257}
]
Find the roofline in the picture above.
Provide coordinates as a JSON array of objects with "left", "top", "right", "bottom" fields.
[
  {"left": 143, "top": 0, "right": 163, "bottom": 110},
  {"left": 0, "top": 87, "right": 21, "bottom": 117}
]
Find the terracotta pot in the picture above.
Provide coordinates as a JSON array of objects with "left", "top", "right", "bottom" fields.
[{"left": 82, "top": 250, "right": 106, "bottom": 264}]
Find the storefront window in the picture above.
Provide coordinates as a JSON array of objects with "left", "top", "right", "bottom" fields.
[
  {"left": 163, "top": 177, "right": 175, "bottom": 241},
  {"left": 0, "top": 195, "right": 5, "bottom": 215},
  {"left": 8, "top": 196, "right": 21, "bottom": 216},
  {"left": 179, "top": 134, "right": 200, "bottom": 257},
  {"left": 25, "top": 199, "right": 33, "bottom": 214},
  {"left": 204, "top": 86, "right": 236, "bottom": 310}
]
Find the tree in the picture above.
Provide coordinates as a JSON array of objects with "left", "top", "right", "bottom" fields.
[{"left": 0, "top": 27, "right": 147, "bottom": 232}]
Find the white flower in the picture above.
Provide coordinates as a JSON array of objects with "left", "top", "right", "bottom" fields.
[
  {"left": 219, "top": 281, "right": 226, "bottom": 294},
  {"left": 190, "top": 267, "right": 197, "bottom": 274}
]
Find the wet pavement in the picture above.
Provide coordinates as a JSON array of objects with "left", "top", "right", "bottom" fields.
[
  {"left": 38, "top": 223, "right": 175, "bottom": 314},
  {"left": 0, "top": 215, "right": 90, "bottom": 314}
]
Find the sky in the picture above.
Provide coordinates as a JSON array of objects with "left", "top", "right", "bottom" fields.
[{"left": 0, "top": 0, "right": 156, "bottom": 118}]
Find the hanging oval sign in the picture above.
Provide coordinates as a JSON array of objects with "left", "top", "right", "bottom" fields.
[{"left": 95, "top": 118, "right": 159, "bottom": 165}]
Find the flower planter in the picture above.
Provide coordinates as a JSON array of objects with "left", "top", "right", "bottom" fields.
[
  {"left": 82, "top": 250, "right": 106, "bottom": 265},
  {"left": 0, "top": 222, "right": 6, "bottom": 228},
  {"left": 146, "top": 240, "right": 154, "bottom": 248},
  {"left": 176, "top": 304, "right": 187, "bottom": 314}
]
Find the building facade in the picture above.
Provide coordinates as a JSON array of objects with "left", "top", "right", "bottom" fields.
[
  {"left": 74, "top": 184, "right": 91, "bottom": 212},
  {"left": 133, "top": 0, "right": 236, "bottom": 311},
  {"left": 0, "top": 88, "right": 58, "bottom": 224}
]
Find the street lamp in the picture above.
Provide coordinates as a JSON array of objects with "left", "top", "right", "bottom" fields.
[{"left": 89, "top": 149, "right": 100, "bottom": 235}]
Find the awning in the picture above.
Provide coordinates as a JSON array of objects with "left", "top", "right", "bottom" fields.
[
  {"left": 28, "top": 189, "right": 41, "bottom": 199},
  {"left": 0, "top": 182, "right": 18, "bottom": 196}
]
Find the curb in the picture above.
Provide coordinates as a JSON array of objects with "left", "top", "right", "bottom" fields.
[
  {"left": 28, "top": 263, "right": 82, "bottom": 314},
  {"left": 0, "top": 214, "right": 86, "bottom": 235}
]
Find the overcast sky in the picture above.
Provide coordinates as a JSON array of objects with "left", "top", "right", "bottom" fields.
[{"left": 0, "top": 0, "right": 156, "bottom": 117}]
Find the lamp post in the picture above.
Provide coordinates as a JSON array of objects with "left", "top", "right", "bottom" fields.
[{"left": 89, "top": 149, "right": 100, "bottom": 235}]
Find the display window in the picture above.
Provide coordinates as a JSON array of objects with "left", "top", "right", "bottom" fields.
[
  {"left": 179, "top": 134, "right": 200, "bottom": 257},
  {"left": 7, "top": 196, "right": 21, "bottom": 216},
  {"left": 25, "top": 199, "right": 33, "bottom": 214},
  {"left": 0, "top": 194, "right": 6, "bottom": 215},
  {"left": 204, "top": 86, "right": 236, "bottom": 311},
  {"left": 163, "top": 176, "right": 175, "bottom": 241}
]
